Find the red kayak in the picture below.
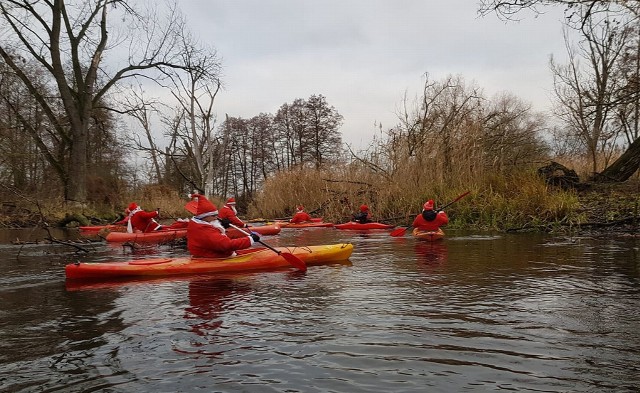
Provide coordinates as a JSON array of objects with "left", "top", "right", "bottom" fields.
[
  {"left": 334, "top": 222, "right": 395, "bottom": 230},
  {"left": 277, "top": 221, "right": 334, "bottom": 228},
  {"left": 80, "top": 220, "right": 188, "bottom": 233},
  {"left": 105, "top": 229, "right": 187, "bottom": 244},
  {"left": 412, "top": 228, "right": 445, "bottom": 241},
  {"left": 226, "top": 224, "right": 281, "bottom": 239}
]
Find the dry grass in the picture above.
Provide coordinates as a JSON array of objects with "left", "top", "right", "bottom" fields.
[{"left": 249, "top": 164, "right": 580, "bottom": 230}]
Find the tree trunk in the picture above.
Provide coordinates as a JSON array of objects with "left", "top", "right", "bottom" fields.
[{"left": 595, "top": 137, "right": 640, "bottom": 182}]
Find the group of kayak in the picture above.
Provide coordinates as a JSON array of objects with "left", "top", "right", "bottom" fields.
[{"left": 67, "top": 193, "right": 465, "bottom": 282}]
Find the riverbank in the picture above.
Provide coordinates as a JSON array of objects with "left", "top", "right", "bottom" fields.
[{"left": 0, "top": 180, "right": 638, "bottom": 236}]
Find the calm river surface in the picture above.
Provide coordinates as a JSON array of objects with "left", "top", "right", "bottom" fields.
[{"left": 0, "top": 226, "right": 639, "bottom": 392}]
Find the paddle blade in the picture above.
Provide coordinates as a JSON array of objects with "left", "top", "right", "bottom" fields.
[
  {"left": 281, "top": 252, "right": 307, "bottom": 272},
  {"left": 390, "top": 227, "right": 408, "bottom": 237},
  {"left": 185, "top": 201, "right": 198, "bottom": 214}
]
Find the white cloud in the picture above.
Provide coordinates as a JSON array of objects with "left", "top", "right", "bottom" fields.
[{"left": 175, "top": 0, "right": 573, "bottom": 148}]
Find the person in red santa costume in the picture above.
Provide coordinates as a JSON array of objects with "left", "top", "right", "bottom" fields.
[
  {"left": 218, "top": 197, "right": 249, "bottom": 228},
  {"left": 186, "top": 194, "right": 260, "bottom": 258},
  {"left": 126, "top": 202, "right": 163, "bottom": 233},
  {"left": 290, "top": 205, "right": 313, "bottom": 223},
  {"left": 412, "top": 199, "right": 449, "bottom": 231}
]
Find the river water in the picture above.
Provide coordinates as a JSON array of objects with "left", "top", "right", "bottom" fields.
[{"left": 0, "top": 226, "right": 639, "bottom": 392}]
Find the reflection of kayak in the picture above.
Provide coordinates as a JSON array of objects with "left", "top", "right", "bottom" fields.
[
  {"left": 226, "top": 224, "right": 281, "bottom": 238},
  {"left": 79, "top": 224, "right": 126, "bottom": 233},
  {"left": 277, "top": 221, "right": 334, "bottom": 228},
  {"left": 412, "top": 228, "right": 445, "bottom": 241},
  {"left": 334, "top": 222, "right": 395, "bottom": 230},
  {"left": 105, "top": 229, "right": 187, "bottom": 243},
  {"left": 65, "top": 243, "right": 354, "bottom": 280}
]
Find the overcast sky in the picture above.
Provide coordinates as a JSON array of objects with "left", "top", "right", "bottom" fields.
[{"left": 177, "top": 0, "right": 572, "bottom": 149}]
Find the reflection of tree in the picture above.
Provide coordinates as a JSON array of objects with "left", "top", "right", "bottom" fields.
[
  {"left": 414, "top": 241, "right": 448, "bottom": 266},
  {"left": 184, "top": 278, "right": 251, "bottom": 337}
]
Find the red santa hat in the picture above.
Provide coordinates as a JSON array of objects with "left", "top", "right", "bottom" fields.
[
  {"left": 296, "top": 205, "right": 304, "bottom": 211},
  {"left": 423, "top": 200, "right": 434, "bottom": 211},
  {"left": 226, "top": 197, "right": 236, "bottom": 205},
  {"left": 190, "top": 194, "right": 218, "bottom": 219},
  {"left": 128, "top": 202, "right": 138, "bottom": 211},
  {"left": 359, "top": 204, "right": 369, "bottom": 212}
]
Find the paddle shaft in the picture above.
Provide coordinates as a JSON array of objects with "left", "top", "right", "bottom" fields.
[{"left": 229, "top": 224, "right": 280, "bottom": 254}]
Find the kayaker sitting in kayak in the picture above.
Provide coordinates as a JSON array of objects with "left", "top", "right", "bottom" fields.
[
  {"left": 112, "top": 207, "right": 130, "bottom": 226},
  {"left": 412, "top": 200, "right": 448, "bottom": 232},
  {"left": 352, "top": 204, "right": 372, "bottom": 224},
  {"left": 187, "top": 194, "right": 260, "bottom": 258},
  {"left": 126, "top": 202, "right": 164, "bottom": 233},
  {"left": 219, "top": 197, "right": 249, "bottom": 229},
  {"left": 290, "top": 205, "right": 314, "bottom": 223}
]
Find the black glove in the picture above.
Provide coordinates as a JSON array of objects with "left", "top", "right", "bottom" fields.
[
  {"left": 220, "top": 218, "right": 231, "bottom": 228},
  {"left": 250, "top": 232, "right": 260, "bottom": 242}
]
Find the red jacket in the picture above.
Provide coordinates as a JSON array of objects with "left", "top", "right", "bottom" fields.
[
  {"left": 290, "top": 211, "right": 312, "bottom": 223},
  {"left": 412, "top": 211, "right": 449, "bottom": 231},
  {"left": 218, "top": 205, "right": 246, "bottom": 227},
  {"left": 187, "top": 218, "right": 253, "bottom": 258},
  {"left": 130, "top": 210, "right": 161, "bottom": 232}
]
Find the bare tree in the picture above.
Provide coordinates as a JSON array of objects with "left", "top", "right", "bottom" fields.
[
  {"left": 478, "top": 0, "right": 640, "bottom": 22},
  {"left": 0, "top": 0, "right": 207, "bottom": 205},
  {"left": 550, "top": 19, "right": 628, "bottom": 174}
]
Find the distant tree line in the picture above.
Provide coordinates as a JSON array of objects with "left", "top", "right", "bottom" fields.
[{"left": 2, "top": 0, "right": 640, "bottom": 214}]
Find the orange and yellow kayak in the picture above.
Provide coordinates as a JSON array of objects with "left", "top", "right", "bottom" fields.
[
  {"left": 412, "top": 228, "right": 445, "bottom": 241},
  {"left": 65, "top": 243, "right": 354, "bottom": 280}
]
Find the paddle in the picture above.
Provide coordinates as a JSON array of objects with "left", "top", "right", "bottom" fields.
[
  {"left": 228, "top": 223, "right": 307, "bottom": 272},
  {"left": 389, "top": 191, "right": 471, "bottom": 237}
]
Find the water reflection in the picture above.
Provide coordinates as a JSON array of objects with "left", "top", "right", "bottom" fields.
[
  {"left": 1, "top": 228, "right": 640, "bottom": 392},
  {"left": 184, "top": 278, "right": 251, "bottom": 337},
  {"left": 413, "top": 240, "right": 448, "bottom": 265}
]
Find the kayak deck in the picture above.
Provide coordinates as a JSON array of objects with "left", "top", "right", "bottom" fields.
[{"left": 65, "top": 243, "right": 354, "bottom": 280}]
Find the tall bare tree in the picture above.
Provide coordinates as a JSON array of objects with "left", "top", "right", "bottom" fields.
[
  {"left": 550, "top": 19, "right": 628, "bottom": 174},
  {"left": 0, "top": 0, "right": 206, "bottom": 205}
]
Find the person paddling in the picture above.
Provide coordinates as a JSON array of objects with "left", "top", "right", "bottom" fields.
[
  {"left": 290, "top": 205, "right": 313, "bottom": 224},
  {"left": 187, "top": 194, "right": 260, "bottom": 258},
  {"left": 412, "top": 200, "right": 448, "bottom": 232},
  {"left": 126, "top": 202, "right": 163, "bottom": 233},
  {"left": 218, "top": 197, "right": 249, "bottom": 229},
  {"left": 352, "top": 204, "right": 372, "bottom": 224},
  {"left": 113, "top": 207, "right": 131, "bottom": 226}
]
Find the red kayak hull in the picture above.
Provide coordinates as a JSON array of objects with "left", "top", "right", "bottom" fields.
[
  {"left": 334, "top": 222, "right": 395, "bottom": 230},
  {"left": 226, "top": 224, "right": 281, "bottom": 239},
  {"left": 277, "top": 222, "right": 334, "bottom": 228},
  {"left": 105, "top": 229, "right": 187, "bottom": 243}
]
